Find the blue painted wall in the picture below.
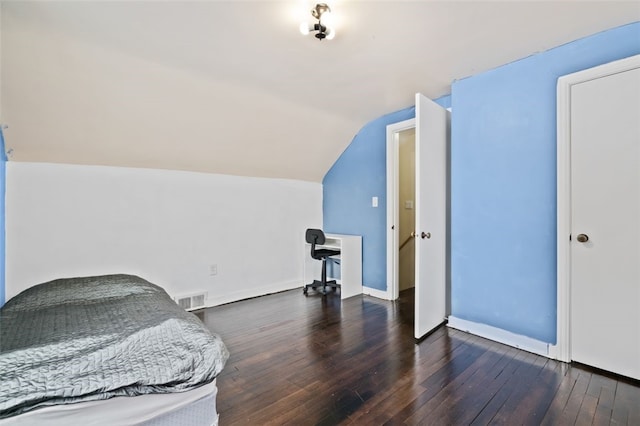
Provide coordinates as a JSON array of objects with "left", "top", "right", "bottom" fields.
[
  {"left": 0, "top": 128, "right": 6, "bottom": 306},
  {"left": 323, "top": 95, "right": 450, "bottom": 290},
  {"left": 451, "top": 22, "right": 640, "bottom": 344},
  {"left": 323, "top": 22, "right": 639, "bottom": 343}
]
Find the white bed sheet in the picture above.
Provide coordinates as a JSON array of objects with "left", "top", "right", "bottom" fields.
[{"left": 0, "top": 380, "right": 218, "bottom": 426}]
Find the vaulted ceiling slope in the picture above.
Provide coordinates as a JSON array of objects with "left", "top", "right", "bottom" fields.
[{"left": 1, "top": 1, "right": 638, "bottom": 182}]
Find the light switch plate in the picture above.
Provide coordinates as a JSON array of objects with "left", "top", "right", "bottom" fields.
[{"left": 372, "top": 196, "right": 378, "bottom": 207}]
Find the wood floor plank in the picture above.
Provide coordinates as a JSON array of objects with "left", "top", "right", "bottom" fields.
[
  {"left": 493, "top": 359, "right": 562, "bottom": 425},
  {"left": 381, "top": 337, "right": 482, "bottom": 423},
  {"left": 426, "top": 345, "right": 520, "bottom": 425},
  {"left": 344, "top": 333, "right": 456, "bottom": 423},
  {"left": 556, "top": 368, "right": 592, "bottom": 425},
  {"left": 468, "top": 349, "right": 540, "bottom": 425},
  {"left": 540, "top": 365, "right": 580, "bottom": 426},
  {"left": 612, "top": 380, "right": 640, "bottom": 425},
  {"left": 407, "top": 342, "right": 510, "bottom": 424},
  {"left": 575, "top": 393, "right": 598, "bottom": 425},
  {"left": 587, "top": 373, "right": 617, "bottom": 426},
  {"left": 197, "top": 288, "right": 640, "bottom": 425}
]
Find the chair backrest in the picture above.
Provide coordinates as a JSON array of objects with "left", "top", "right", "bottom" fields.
[{"left": 306, "top": 229, "right": 325, "bottom": 257}]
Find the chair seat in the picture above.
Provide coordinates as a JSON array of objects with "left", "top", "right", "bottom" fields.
[{"left": 312, "top": 248, "right": 341, "bottom": 259}]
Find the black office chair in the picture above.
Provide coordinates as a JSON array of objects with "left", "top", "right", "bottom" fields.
[{"left": 304, "top": 229, "right": 341, "bottom": 296}]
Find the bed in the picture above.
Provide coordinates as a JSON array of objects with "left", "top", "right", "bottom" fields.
[{"left": 0, "top": 274, "right": 229, "bottom": 425}]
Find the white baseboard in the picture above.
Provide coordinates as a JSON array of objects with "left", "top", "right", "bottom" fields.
[
  {"left": 546, "top": 343, "right": 559, "bottom": 359},
  {"left": 447, "top": 316, "right": 554, "bottom": 358},
  {"left": 204, "top": 280, "right": 301, "bottom": 308},
  {"left": 362, "top": 286, "right": 392, "bottom": 300}
]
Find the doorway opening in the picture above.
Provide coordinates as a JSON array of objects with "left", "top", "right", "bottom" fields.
[
  {"left": 386, "top": 118, "right": 415, "bottom": 301},
  {"left": 398, "top": 128, "right": 416, "bottom": 294}
]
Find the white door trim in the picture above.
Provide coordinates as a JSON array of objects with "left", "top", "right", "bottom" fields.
[
  {"left": 556, "top": 54, "right": 640, "bottom": 363},
  {"left": 386, "top": 118, "right": 416, "bottom": 301}
]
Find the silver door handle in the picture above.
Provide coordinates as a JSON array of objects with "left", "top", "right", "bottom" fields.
[
  {"left": 576, "top": 234, "right": 589, "bottom": 243},
  {"left": 421, "top": 232, "right": 431, "bottom": 239}
]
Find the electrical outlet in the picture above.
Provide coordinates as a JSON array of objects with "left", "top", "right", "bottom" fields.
[{"left": 209, "top": 264, "right": 218, "bottom": 276}]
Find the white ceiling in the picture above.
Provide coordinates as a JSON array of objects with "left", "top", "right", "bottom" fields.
[{"left": 1, "top": 1, "right": 639, "bottom": 182}]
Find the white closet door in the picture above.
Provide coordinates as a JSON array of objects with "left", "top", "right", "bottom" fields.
[{"left": 570, "top": 66, "right": 640, "bottom": 380}]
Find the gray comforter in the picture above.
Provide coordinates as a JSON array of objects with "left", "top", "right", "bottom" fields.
[{"left": 0, "top": 274, "right": 229, "bottom": 419}]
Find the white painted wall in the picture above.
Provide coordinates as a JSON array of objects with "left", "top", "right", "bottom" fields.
[{"left": 5, "top": 162, "right": 322, "bottom": 304}]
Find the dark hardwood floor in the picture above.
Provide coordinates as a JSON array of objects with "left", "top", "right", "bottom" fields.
[{"left": 197, "top": 288, "right": 640, "bottom": 425}]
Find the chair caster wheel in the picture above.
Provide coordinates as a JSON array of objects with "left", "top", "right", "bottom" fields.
[{"left": 303, "top": 288, "right": 308, "bottom": 296}]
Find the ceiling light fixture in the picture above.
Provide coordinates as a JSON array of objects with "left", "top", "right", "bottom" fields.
[{"left": 299, "top": 3, "right": 335, "bottom": 41}]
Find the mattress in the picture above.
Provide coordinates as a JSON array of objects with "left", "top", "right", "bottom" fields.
[{"left": 0, "top": 380, "right": 218, "bottom": 426}]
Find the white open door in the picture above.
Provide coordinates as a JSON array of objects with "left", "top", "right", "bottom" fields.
[{"left": 414, "top": 93, "right": 448, "bottom": 339}]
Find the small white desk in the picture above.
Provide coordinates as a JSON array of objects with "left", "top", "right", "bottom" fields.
[{"left": 304, "top": 233, "right": 362, "bottom": 299}]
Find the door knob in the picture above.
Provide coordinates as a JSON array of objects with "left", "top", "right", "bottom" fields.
[
  {"left": 421, "top": 232, "right": 431, "bottom": 239},
  {"left": 576, "top": 234, "right": 589, "bottom": 243},
  {"left": 410, "top": 231, "right": 416, "bottom": 238}
]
